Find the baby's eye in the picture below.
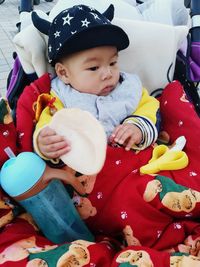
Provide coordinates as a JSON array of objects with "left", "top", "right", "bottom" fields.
[
  {"left": 88, "top": 66, "right": 99, "bottom": 71},
  {"left": 110, "top": 61, "right": 117, "bottom": 66}
]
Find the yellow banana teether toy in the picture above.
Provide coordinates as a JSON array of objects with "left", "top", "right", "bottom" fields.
[{"left": 140, "top": 136, "right": 189, "bottom": 174}]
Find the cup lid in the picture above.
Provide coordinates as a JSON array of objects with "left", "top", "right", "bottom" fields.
[{"left": 0, "top": 152, "right": 46, "bottom": 197}]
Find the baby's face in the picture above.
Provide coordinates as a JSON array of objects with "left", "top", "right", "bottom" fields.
[{"left": 57, "top": 46, "right": 120, "bottom": 96}]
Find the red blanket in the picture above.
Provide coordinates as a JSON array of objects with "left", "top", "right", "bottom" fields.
[{"left": 1, "top": 80, "right": 200, "bottom": 266}]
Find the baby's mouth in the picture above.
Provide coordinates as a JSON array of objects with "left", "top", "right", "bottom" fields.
[{"left": 100, "top": 86, "right": 114, "bottom": 95}]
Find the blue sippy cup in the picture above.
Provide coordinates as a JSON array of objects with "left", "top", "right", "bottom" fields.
[{"left": 0, "top": 152, "right": 94, "bottom": 244}]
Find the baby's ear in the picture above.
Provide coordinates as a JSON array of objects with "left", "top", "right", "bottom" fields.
[{"left": 55, "top": 62, "right": 70, "bottom": 84}]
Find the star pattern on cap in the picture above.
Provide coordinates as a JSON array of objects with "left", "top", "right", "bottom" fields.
[
  {"left": 53, "top": 18, "right": 57, "bottom": 25},
  {"left": 47, "top": 4, "right": 120, "bottom": 64},
  {"left": 48, "top": 45, "right": 52, "bottom": 52},
  {"left": 56, "top": 43, "right": 62, "bottom": 51},
  {"left": 62, "top": 13, "right": 74, "bottom": 26},
  {"left": 81, "top": 18, "right": 90, "bottom": 27},
  {"left": 54, "top": 31, "right": 61, "bottom": 38},
  {"left": 89, "top": 6, "right": 96, "bottom": 11},
  {"left": 71, "top": 30, "right": 77, "bottom": 35},
  {"left": 90, "top": 12, "right": 100, "bottom": 20},
  {"left": 63, "top": 8, "right": 69, "bottom": 14}
]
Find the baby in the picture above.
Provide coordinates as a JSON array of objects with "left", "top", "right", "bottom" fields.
[{"left": 31, "top": 4, "right": 160, "bottom": 163}]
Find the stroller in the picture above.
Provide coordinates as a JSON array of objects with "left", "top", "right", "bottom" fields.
[
  {"left": 7, "top": 0, "right": 200, "bottom": 116},
  {"left": 173, "top": 0, "right": 200, "bottom": 116},
  {"left": 2, "top": 0, "right": 200, "bottom": 266},
  {"left": 0, "top": 0, "right": 53, "bottom": 5}
]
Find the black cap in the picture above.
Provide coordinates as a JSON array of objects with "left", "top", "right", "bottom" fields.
[{"left": 32, "top": 4, "right": 129, "bottom": 66}]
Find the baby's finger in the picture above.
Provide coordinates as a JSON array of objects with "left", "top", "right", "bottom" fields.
[
  {"left": 40, "top": 126, "right": 56, "bottom": 137},
  {"left": 39, "top": 133, "right": 67, "bottom": 146},
  {"left": 114, "top": 126, "right": 131, "bottom": 144},
  {"left": 44, "top": 147, "right": 71, "bottom": 159},
  {"left": 125, "top": 136, "right": 136, "bottom": 151},
  {"left": 111, "top": 125, "right": 124, "bottom": 138},
  {"left": 49, "top": 139, "right": 70, "bottom": 151},
  {"left": 42, "top": 143, "right": 71, "bottom": 159}
]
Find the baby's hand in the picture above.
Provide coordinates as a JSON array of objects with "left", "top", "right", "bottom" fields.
[
  {"left": 37, "top": 126, "right": 71, "bottom": 159},
  {"left": 110, "top": 123, "right": 142, "bottom": 151}
]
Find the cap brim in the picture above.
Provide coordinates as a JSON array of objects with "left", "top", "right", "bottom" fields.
[{"left": 49, "top": 108, "right": 107, "bottom": 175}]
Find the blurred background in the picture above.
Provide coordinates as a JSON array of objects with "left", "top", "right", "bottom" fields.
[{"left": 0, "top": 0, "right": 57, "bottom": 97}]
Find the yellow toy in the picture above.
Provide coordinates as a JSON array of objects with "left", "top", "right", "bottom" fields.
[{"left": 140, "top": 136, "right": 189, "bottom": 174}]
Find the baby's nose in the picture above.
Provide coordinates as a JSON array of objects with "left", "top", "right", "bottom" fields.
[{"left": 101, "top": 67, "right": 112, "bottom": 80}]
